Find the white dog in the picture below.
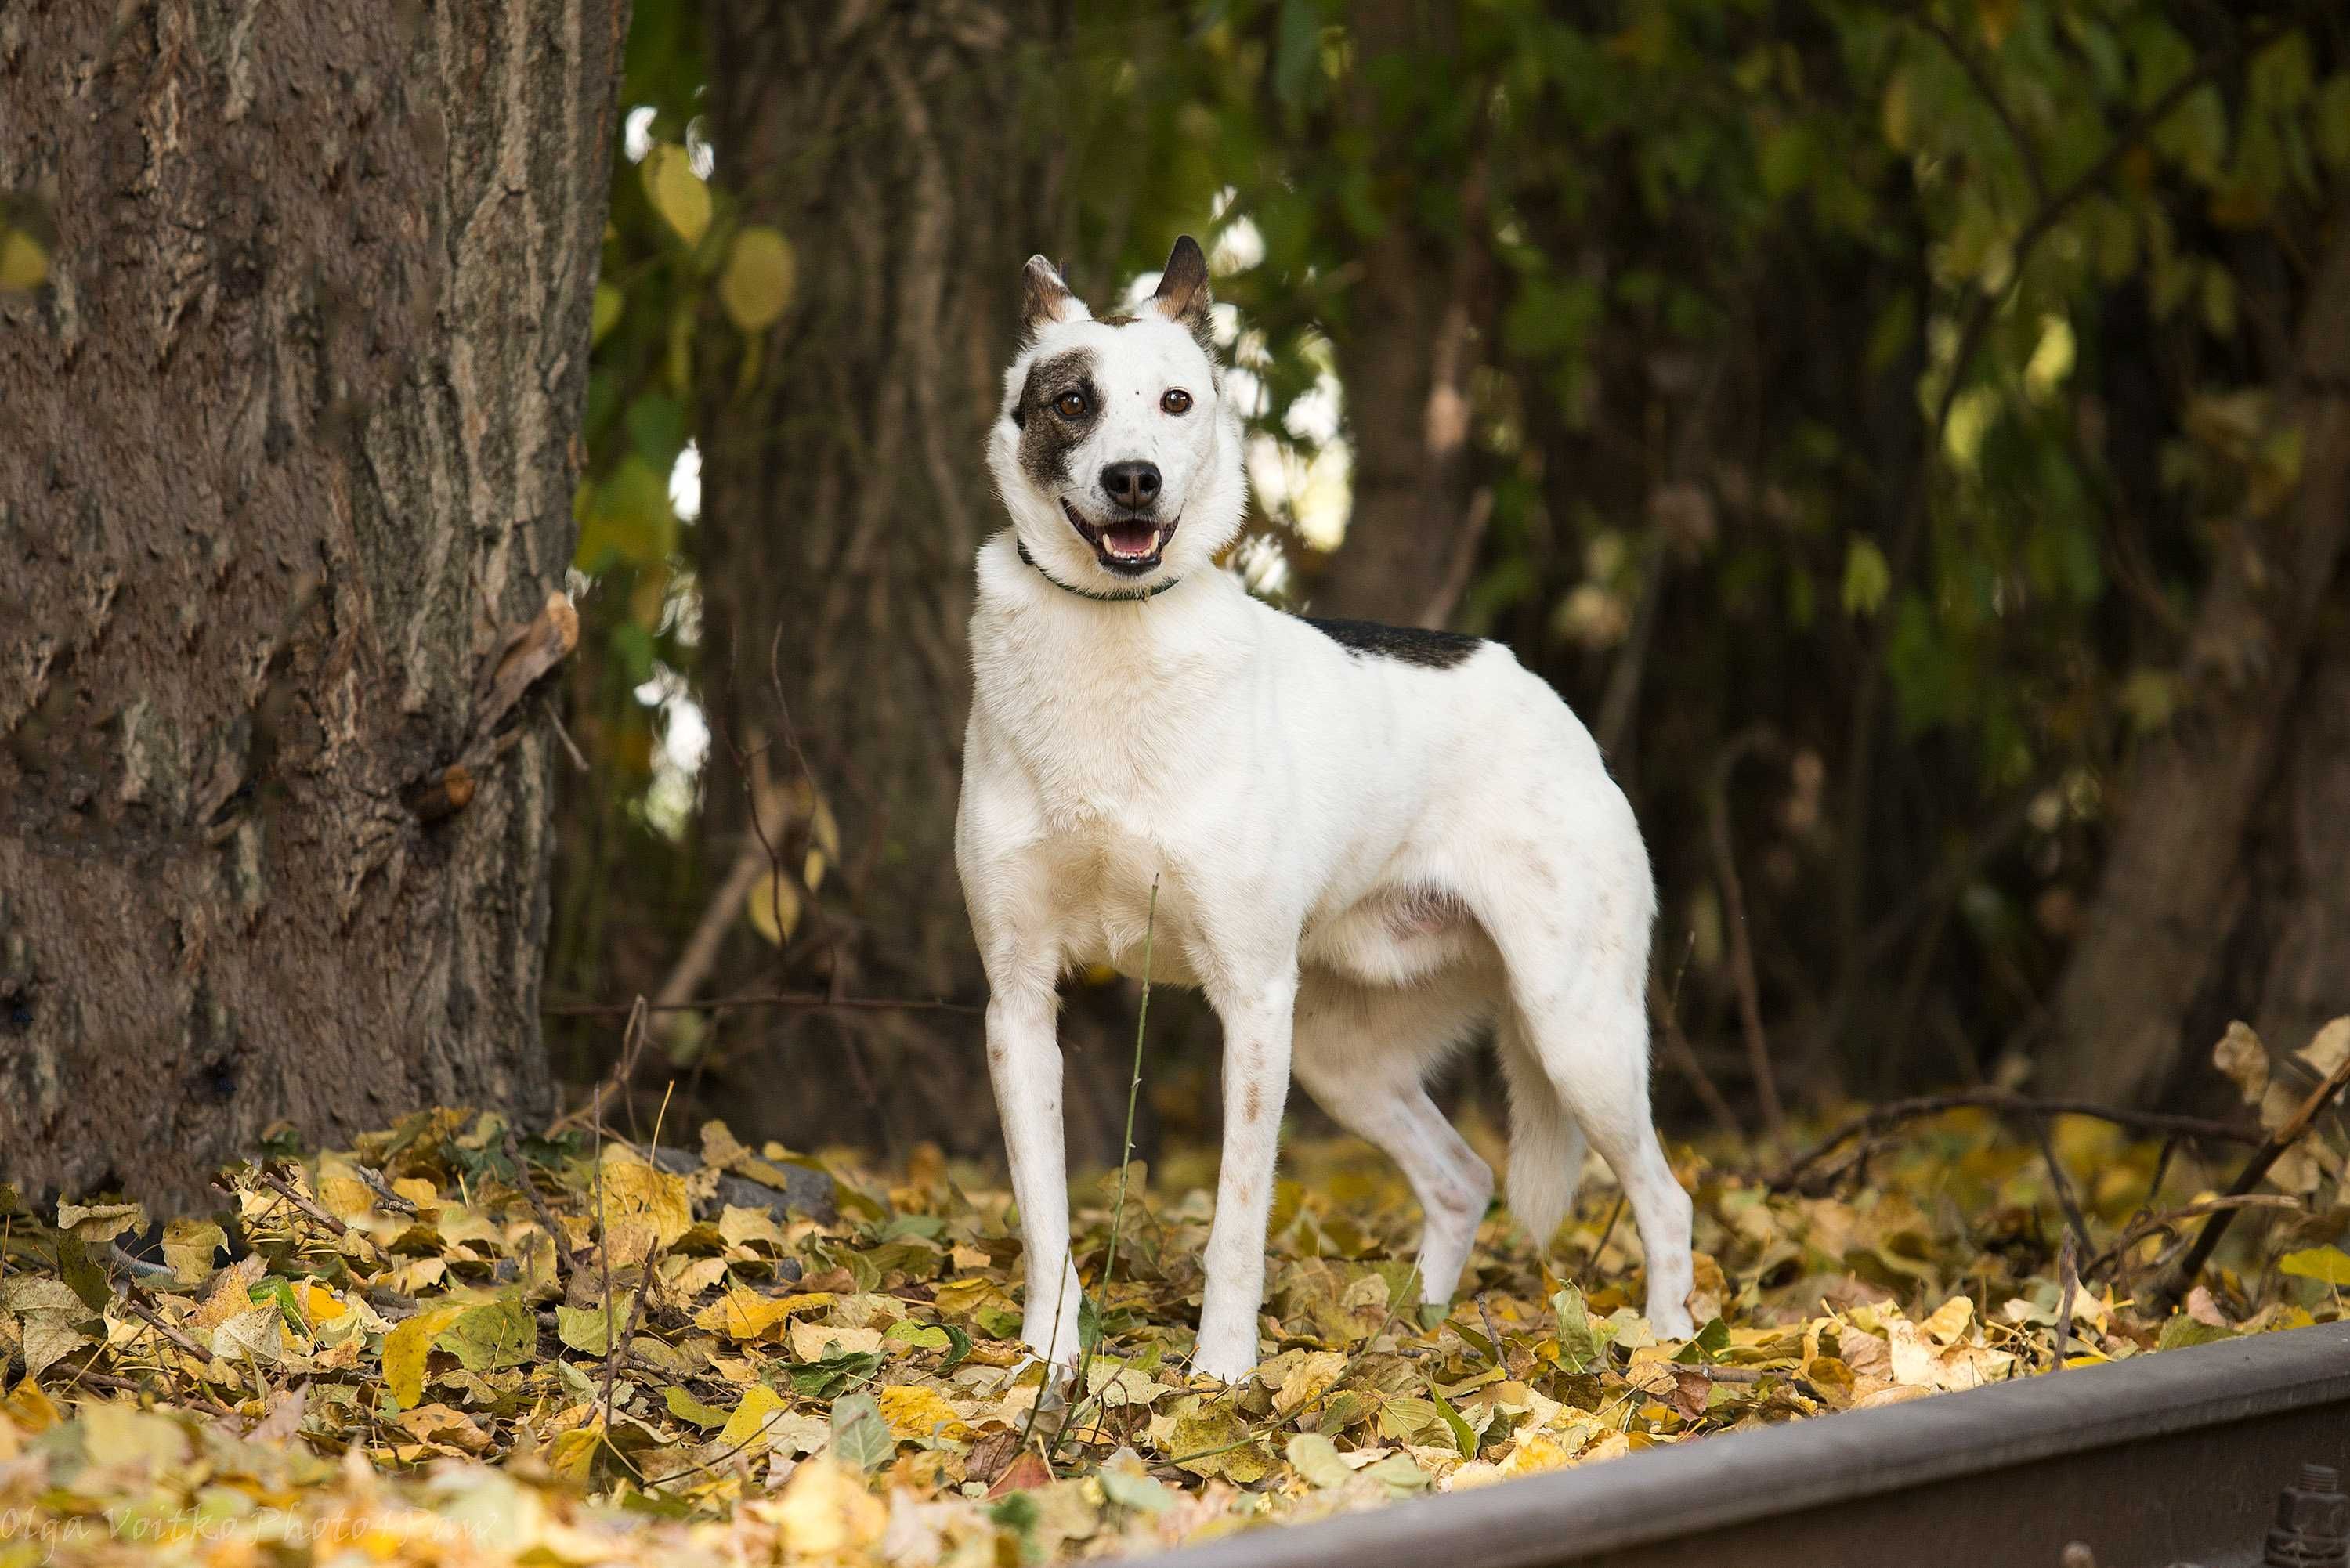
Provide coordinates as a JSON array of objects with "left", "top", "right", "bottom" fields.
[{"left": 956, "top": 237, "right": 1695, "bottom": 1383}]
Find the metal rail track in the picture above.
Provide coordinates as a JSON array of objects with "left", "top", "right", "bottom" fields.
[{"left": 1148, "top": 1321, "right": 2350, "bottom": 1568}]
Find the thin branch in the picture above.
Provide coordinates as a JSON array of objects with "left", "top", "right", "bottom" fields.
[
  {"left": 1705, "top": 728, "right": 1785, "bottom": 1143},
  {"left": 501, "top": 1123, "right": 582, "bottom": 1281},
  {"left": 1771, "top": 1089, "right": 2258, "bottom": 1191},
  {"left": 1911, "top": 14, "right": 2047, "bottom": 203},
  {"left": 543, "top": 988, "right": 981, "bottom": 1019},
  {"left": 2159, "top": 1051, "right": 2350, "bottom": 1306},
  {"left": 2028, "top": 1114, "right": 2094, "bottom": 1260}
]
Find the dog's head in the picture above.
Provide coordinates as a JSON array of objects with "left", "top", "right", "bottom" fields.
[{"left": 987, "top": 236, "right": 1246, "bottom": 589}]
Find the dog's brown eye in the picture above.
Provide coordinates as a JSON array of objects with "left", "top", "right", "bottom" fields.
[
  {"left": 1161, "top": 388, "right": 1194, "bottom": 415},
  {"left": 1054, "top": 390, "right": 1088, "bottom": 420}
]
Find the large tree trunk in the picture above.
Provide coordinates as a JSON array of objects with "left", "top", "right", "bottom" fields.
[
  {"left": 696, "top": 1, "right": 1139, "bottom": 1159},
  {"left": 2044, "top": 219, "right": 2350, "bottom": 1104},
  {"left": 1312, "top": 0, "right": 1493, "bottom": 627},
  {"left": 0, "top": 0, "right": 623, "bottom": 1205}
]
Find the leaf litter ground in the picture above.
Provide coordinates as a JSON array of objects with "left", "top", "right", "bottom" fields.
[{"left": 3, "top": 1064, "right": 2348, "bottom": 1567}]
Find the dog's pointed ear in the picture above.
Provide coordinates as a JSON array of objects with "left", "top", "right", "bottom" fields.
[
  {"left": 1021, "top": 255, "right": 1086, "bottom": 337},
  {"left": 1152, "top": 235, "right": 1213, "bottom": 345}
]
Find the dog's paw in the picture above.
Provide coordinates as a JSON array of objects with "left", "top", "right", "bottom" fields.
[
  {"left": 1188, "top": 1342, "right": 1260, "bottom": 1386},
  {"left": 1650, "top": 1306, "right": 1698, "bottom": 1342}
]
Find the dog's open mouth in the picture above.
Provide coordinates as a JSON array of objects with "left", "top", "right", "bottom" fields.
[{"left": 1062, "top": 499, "right": 1177, "bottom": 576}]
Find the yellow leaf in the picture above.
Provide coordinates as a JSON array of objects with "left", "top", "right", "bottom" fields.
[
  {"left": 382, "top": 1306, "right": 466, "bottom": 1411},
  {"left": 692, "top": 1288, "right": 834, "bottom": 1341},
  {"left": 803, "top": 847, "right": 827, "bottom": 894},
  {"left": 596, "top": 1147, "right": 694, "bottom": 1254},
  {"left": 716, "top": 1383, "right": 790, "bottom": 1451},
  {"left": 745, "top": 869, "right": 801, "bottom": 946},
  {"left": 2279, "top": 1246, "right": 2350, "bottom": 1286},
  {"left": 718, "top": 225, "right": 797, "bottom": 332},
  {"left": 641, "top": 144, "right": 711, "bottom": 247},
  {"left": 875, "top": 1384, "right": 969, "bottom": 1443},
  {"left": 0, "top": 229, "right": 47, "bottom": 293},
  {"left": 772, "top": 1455, "right": 888, "bottom": 1555},
  {"left": 592, "top": 281, "right": 623, "bottom": 345}
]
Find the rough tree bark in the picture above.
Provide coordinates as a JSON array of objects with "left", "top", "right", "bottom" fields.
[
  {"left": 0, "top": 1, "right": 624, "bottom": 1204},
  {"left": 696, "top": 0, "right": 1140, "bottom": 1159},
  {"left": 1312, "top": 0, "right": 1494, "bottom": 627},
  {"left": 2044, "top": 219, "right": 2350, "bottom": 1104}
]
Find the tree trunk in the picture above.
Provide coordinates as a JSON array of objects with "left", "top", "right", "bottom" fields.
[
  {"left": 0, "top": 0, "right": 623, "bottom": 1205},
  {"left": 1312, "top": 0, "right": 1493, "bottom": 627},
  {"left": 695, "top": 0, "right": 1142, "bottom": 1159},
  {"left": 2044, "top": 219, "right": 2350, "bottom": 1104}
]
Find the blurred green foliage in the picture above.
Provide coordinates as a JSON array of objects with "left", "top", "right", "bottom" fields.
[{"left": 554, "top": 0, "right": 2350, "bottom": 1120}]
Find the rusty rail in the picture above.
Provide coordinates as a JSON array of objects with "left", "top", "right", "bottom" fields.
[{"left": 1147, "top": 1321, "right": 2350, "bottom": 1568}]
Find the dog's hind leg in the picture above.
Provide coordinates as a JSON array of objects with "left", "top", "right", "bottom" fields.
[
  {"left": 1292, "top": 972, "right": 1495, "bottom": 1308},
  {"left": 1484, "top": 890, "right": 1695, "bottom": 1338}
]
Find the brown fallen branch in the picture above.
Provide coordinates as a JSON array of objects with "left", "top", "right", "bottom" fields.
[
  {"left": 2157, "top": 1052, "right": 2350, "bottom": 1308},
  {"left": 257, "top": 1167, "right": 384, "bottom": 1261},
  {"left": 118, "top": 1292, "right": 215, "bottom": 1365},
  {"left": 75, "top": 1369, "right": 240, "bottom": 1420},
  {"left": 2084, "top": 1194, "right": 2303, "bottom": 1284},
  {"left": 1771, "top": 1089, "right": 2258, "bottom": 1192}
]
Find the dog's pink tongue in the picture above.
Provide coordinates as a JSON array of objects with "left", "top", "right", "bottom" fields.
[{"left": 1104, "top": 521, "right": 1157, "bottom": 557}]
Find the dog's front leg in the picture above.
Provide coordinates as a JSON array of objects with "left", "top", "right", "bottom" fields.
[
  {"left": 986, "top": 986, "right": 1085, "bottom": 1374},
  {"left": 1192, "top": 963, "right": 1300, "bottom": 1382}
]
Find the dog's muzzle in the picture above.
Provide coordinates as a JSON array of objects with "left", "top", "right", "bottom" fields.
[{"left": 1062, "top": 498, "right": 1178, "bottom": 577}]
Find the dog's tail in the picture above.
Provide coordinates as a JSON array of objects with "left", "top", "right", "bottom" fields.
[{"left": 1499, "top": 1018, "right": 1586, "bottom": 1245}]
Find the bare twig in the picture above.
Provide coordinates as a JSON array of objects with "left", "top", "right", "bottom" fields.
[
  {"left": 1650, "top": 969, "right": 1747, "bottom": 1149},
  {"left": 119, "top": 1292, "right": 214, "bottom": 1364},
  {"left": 543, "top": 988, "right": 981, "bottom": 1019},
  {"left": 1910, "top": 14, "right": 2047, "bottom": 203},
  {"left": 2160, "top": 1051, "right": 2350, "bottom": 1306},
  {"left": 1772, "top": 1090, "right": 2257, "bottom": 1192},
  {"left": 258, "top": 1168, "right": 383, "bottom": 1260},
  {"left": 2051, "top": 1234, "right": 2078, "bottom": 1372},
  {"left": 2029, "top": 1115, "right": 2094, "bottom": 1261},
  {"left": 501, "top": 1123, "right": 580, "bottom": 1281},
  {"left": 75, "top": 1370, "right": 240, "bottom": 1419},
  {"left": 551, "top": 997, "right": 651, "bottom": 1135},
  {"left": 2084, "top": 1194, "right": 2302, "bottom": 1284},
  {"left": 1705, "top": 728, "right": 1785, "bottom": 1142}
]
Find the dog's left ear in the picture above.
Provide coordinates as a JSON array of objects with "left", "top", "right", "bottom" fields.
[{"left": 1152, "top": 235, "right": 1213, "bottom": 348}]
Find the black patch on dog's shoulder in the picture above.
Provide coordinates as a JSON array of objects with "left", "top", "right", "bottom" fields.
[
  {"left": 1303, "top": 616, "right": 1485, "bottom": 669},
  {"left": 1015, "top": 346, "right": 1099, "bottom": 492}
]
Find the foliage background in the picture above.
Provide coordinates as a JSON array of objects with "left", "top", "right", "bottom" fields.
[{"left": 540, "top": 0, "right": 2350, "bottom": 1161}]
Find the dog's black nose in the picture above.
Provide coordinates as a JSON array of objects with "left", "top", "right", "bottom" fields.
[{"left": 1101, "top": 461, "right": 1161, "bottom": 510}]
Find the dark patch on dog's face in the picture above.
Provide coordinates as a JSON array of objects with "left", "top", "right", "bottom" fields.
[
  {"left": 1012, "top": 346, "right": 1100, "bottom": 493},
  {"left": 1303, "top": 616, "right": 1485, "bottom": 668}
]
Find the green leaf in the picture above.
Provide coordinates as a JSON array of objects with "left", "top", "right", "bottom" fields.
[
  {"left": 591, "top": 282, "right": 622, "bottom": 345},
  {"left": 1429, "top": 1389, "right": 1478, "bottom": 1458},
  {"left": 790, "top": 1347, "right": 884, "bottom": 1399},
  {"left": 1098, "top": 1464, "right": 1175, "bottom": 1514},
  {"left": 1550, "top": 1284, "right": 1613, "bottom": 1373},
  {"left": 1672, "top": 1317, "right": 1731, "bottom": 1364},
  {"left": 435, "top": 1298, "right": 536, "bottom": 1373},
  {"left": 881, "top": 1320, "right": 951, "bottom": 1352},
  {"left": 1285, "top": 1431, "right": 1353, "bottom": 1489},
  {"left": 1842, "top": 537, "right": 1892, "bottom": 616},
  {"left": 555, "top": 1301, "right": 626, "bottom": 1357},
  {"left": 829, "top": 1391, "right": 895, "bottom": 1471},
  {"left": 665, "top": 1384, "right": 732, "bottom": 1429}
]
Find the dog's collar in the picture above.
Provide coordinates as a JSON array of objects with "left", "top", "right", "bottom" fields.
[{"left": 1015, "top": 538, "right": 1183, "bottom": 602}]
